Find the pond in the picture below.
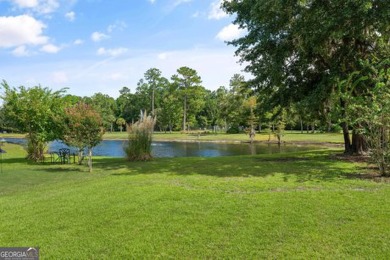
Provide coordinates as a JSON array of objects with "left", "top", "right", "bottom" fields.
[{"left": 3, "top": 138, "right": 326, "bottom": 158}]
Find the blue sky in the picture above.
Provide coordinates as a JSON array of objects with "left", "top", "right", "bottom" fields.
[{"left": 0, "top": 0, "right": 246, "bottom": 98}]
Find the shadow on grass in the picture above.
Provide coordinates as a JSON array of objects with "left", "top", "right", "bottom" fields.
[
  {"left": 38, "top": 167, "right": 83, "bottom": 173},
  {"left": 2, "top": 158, "right": 27, "bottom": 164},
  {"left": 95, "top": 150, "right": 365, "bottom": 183}
]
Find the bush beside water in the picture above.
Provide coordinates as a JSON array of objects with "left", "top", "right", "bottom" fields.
[{"left": 124, "top": 112, "right": 156, "bottom": 161}]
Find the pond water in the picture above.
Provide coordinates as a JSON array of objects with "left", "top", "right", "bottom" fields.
[{"left": 3, "top": 138, "right": 325, "bottom": 158}]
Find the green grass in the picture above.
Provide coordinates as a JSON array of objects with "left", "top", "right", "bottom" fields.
[{"left": 1, "top": 143, "right": 389, "bottom": 258}]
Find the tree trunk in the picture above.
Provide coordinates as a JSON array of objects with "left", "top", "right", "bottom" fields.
[
  {"left": 152, "top": 88, "right": 155, "bottom": 116},
  {"left": 183, "top": 95, "right": 187, "bottom": 132},
  {"left": 342, "top": 122, "right": 352, "bottom": 154},
  {"left": 78, "top": 149, "right": 84, "bottom": 165},
  {"left": 339, "top": 101, "right": 368, "bottom": 155},
  {"left": 340, "top": 98, "right": 353, "bottom": 154},
  {"left": 300, "top": 118, "right": 303, "bottom": 134},
  {"left": 88, "top": 148, "right": 93, "bottom": 173},
  {"left": 249, "top": 128, "right": 255, "bottom": 143},
  {"left": 351, "top": 130, "right": 367, "bottom": 155}
]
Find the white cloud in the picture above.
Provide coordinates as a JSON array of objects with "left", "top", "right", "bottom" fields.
[
  {"left": 12, "top": 0, "right": 38, "bottom": 8},
  {"left": 216, "top": 24, "right": 245, "bottom": 41},
  {"left": 208, "top": 0, "right": 228, "bottom": 20},
  {"left": 157, "top": 52, "right": 169, "bottom": 60},
  {"left": 107, "top": 21, "right": 127, "bottom": 33},
  {"left": 0, "top": 15, "right": 48, "bottom": 48},
  {"left": 65, "top": 11, "right": 76, "bottom": 22},
  {"left": 51, "top": 71, "right": 68, "bottom": 84},
  {"left": 148, "top": 0, "right": 156, "bottom": 4},
  {"left": 10, "top": 0, "right": 60, "bottom": 14},
  {"left": 36, "top": 0, "right": 59, "bottom": 14},
  {"left": 40, "top": 43, "right": 60, "bottom": 53},
  {"left": 97, "top": 47, "right": 128, "bottom": 57},
  {"left": 73, "top": 39, "right": 83, "bottom": 45},
  {"left": 91, "top": 32, "right": 110, "bottom": 42},
  {"left": 12, "top": 45, "right": 30, "bottom": 56},
  {"left": 1, "top": 46, "right": 247, "bottom": 98}
]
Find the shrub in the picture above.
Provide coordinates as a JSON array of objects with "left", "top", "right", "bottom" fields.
[
  {"left": 125, "top": 111, "right": 156, "bottom": 161},
  {"left": 226, "top": 125, "right": 240, "bottom": 134}
]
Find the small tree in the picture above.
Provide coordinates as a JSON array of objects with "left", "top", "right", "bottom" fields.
[
  {"left": 274, "top": 111, "right": 286, "bottom": 144},
  {"left": 357, "top": 66, "right": 389, "bottom": 176},
  {"left": 125, "top": 111, "right": 156, "bottom": 161},
  {"left": 1, "top": 81, "right": 66, "bottom": 161},
  {"left": 116, "top": 117, "right": 126, "bottom": 132},
  {"left": 340, "top": 60, "right": 390, "bottom": 176},
  {"left": 63, "top": 102, "right": 104, "bottom": 172},
  {"left": 244, "top": 96, "right": 257, "bottom": 143}
]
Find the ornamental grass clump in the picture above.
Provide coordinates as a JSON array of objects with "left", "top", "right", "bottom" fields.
[{"left": 125, "top": 111, "right": 156, "bottom": 161}]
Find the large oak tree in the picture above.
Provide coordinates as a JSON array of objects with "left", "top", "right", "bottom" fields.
[{"left": 223, "top": 0, "right": 390, "bottom": 154}]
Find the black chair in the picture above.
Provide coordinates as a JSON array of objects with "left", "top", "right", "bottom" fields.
[{"left": 58, "top": 148, "right": 71, "bottom": 164}]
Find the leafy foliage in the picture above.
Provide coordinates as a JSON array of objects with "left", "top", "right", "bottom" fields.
[
  {"left": 115, "top": 118, "right": 126, "bottom": 132},
  {"left": 63, "top": 102, "right": 105, "bottom": 171},
  {"left": 223, "top": 0, "right": 390, "bottom": 153},
  {"left": 171, "top": 67, "right": 206, "bottom": 131},
  {"left": 88, "top": 93, "right": 117, "bottom": 131},
  {"left": 341, "top": 60, "right": 390, "bottom": 175},
  {"left": 158, "top": 82, "right": 182, "bottom": 132},
  {"left": 1, "top": 81, "right": 66, "bottom": 161}
]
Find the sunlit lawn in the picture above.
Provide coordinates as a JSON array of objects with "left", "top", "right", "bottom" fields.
[{"left": 0, "top": 143, "right": 389, "bottom": 258}]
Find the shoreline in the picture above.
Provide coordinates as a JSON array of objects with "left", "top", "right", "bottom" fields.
[{"left": 1, "top": 133, "right": 345, "bottom": 147}]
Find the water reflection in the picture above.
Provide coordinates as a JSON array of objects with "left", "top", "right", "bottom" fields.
[{"left": 3, "top": 138, "right": 324, "bottom": 158}]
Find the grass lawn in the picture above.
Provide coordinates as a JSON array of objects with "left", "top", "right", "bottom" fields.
[{"left": 1, "top": 143, "right": 389, "bottom": 258}]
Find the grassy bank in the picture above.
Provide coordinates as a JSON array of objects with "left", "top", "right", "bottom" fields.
[
  {"left": 0, "top": 131, "right": 344, "bottom": 144},
  {"left": 106, "top": 131, "right": 344, "bottom": 144},
  {"left": 1, "top": 143, "right": 389, "bottom": 258}
]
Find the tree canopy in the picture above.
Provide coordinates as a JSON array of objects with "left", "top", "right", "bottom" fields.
[
  {"left": 63, "top": 102, "right": 105, "bottom": 171},
  {"left": 1, "top": 80, "right": 67, "bottom": 161},
  {"left": 223, "top": 0, "right": 390, "bottom": 153},
  {"left": 171, "top": 66, "right": 206, "bottom": 131}
]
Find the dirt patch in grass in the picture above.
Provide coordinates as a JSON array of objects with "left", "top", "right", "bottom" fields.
[
  {"left": 255, "top": 157, "right": 310, "bottom": 162},
  {"left": 330, "top": 153, "right": 370, "bottom": 163},
  {"left": 330, "top": 154, "right": 390, "bottom": 182},
  {"left": 346, "top": 173, "right": 390, "bottom": 183}
]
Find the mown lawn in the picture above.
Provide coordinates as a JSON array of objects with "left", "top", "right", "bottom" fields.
[{"left": 0, "top": 143, "right": 389, "bottom": 259}]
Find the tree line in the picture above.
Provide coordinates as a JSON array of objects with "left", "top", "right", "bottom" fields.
[{"left": 1, "top": 66, "right": 346, "bottom": 138}]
